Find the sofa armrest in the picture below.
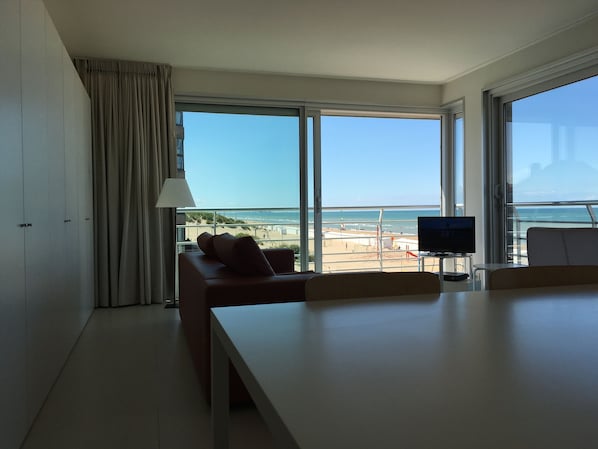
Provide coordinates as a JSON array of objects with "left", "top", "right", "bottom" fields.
[
  {"left": 263, "top": 248, "right": 296, "bottom": 273},
  {"left": 178, "top": 250, "right": 315, "bottom": 404}
]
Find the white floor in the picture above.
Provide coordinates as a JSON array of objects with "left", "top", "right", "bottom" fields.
[{"left": 22, "top": 305, "right": 274, "bottom": 449}]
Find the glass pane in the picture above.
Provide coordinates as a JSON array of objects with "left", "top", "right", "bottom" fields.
[
  {"left": 454, "top": 116, "right": 464, "bottom": 215},
  {"left": 307, "top": 116, "right": 315, "bottom": 271},
  {"left": 180, "top": 110, "right": 301, "bottom": 255},
  {"left": 183, "top": 111, "right": 299, "bottom": 209},
  {"left": 320, "top": 115, "right": 441, "bottom": 272},
  {"left": 507, "top": 75, "right": 598, "bottom": 203},
  {"left": 505, "top": 74, "right": 598, "bottom": 263},
  {"left": 321, "top": 116, "right": 440, "bottom": 206}
]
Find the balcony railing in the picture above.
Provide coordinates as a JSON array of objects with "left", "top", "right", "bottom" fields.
[
  {"left": 176, "top": 205, "right": 445, "bottom": 273},
  {"left": 508, "top": 200, "right": 598, "bottom": 264},
  {"left": 177, "top": 201, "right": 598, "bottom": 272}
]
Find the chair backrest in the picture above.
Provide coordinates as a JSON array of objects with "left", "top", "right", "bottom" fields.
[
  {"left": 488, "top": 265, "right": 598, "bottom": 290},
  {"left": 527, "top": 227, "right": 598, "bottom": 266},
  {"left": 305, "top": 271, "right": 440, "bottom": 301}
]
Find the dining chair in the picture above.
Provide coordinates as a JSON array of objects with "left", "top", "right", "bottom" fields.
[
  {"left": 305, "top": 271, "right": 440, "bottom": 301},
  {"left": 488, "top": 265, "right": 598, "bottom": 290}
]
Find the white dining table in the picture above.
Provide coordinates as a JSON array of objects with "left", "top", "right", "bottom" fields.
[{"left": 211, "top": 285, "right": 598, "bottom": 449}]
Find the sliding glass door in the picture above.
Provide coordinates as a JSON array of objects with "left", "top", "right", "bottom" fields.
[
  {"left": 177, "top": 103, "right": 447, "bottom": 273},
  {"left": 177, "top": 104, "right": 305, "bottom": 265},
  {"left": 498, "top": 74, "right": 598, "bottom": 263},
  {"left": 317, "top": 113, "right": 441, "bottom": 272}
]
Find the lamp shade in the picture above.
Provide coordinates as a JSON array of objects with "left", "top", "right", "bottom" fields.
[{"left": 155, "top": 178, "right": 196, "bottom": 208}]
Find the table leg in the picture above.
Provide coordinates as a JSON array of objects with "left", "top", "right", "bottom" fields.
[
  {"left": 438, "top": 256, "right": 444, "bottom": 290},
  {"left": 473, "top": 268, "right": 481, "bottom": 290},
  {"left": 212, "top": 325, "right": 230, "bottom": 449}
]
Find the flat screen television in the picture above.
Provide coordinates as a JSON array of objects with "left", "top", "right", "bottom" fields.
[{"left": 417, "top": 216, "right": 475, "bottom": 255}]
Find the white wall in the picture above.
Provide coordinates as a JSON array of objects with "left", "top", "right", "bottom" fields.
[
  {"left": 442, "top": 15, "right": 598, "bottom": 263},
  {"left": 174, "top": 68, "right": 442, "bottom": 108}
]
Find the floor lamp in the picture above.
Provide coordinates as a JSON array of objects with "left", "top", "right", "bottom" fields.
[{"left": 156, "top": 178, "right": 196, "bottom": 308}]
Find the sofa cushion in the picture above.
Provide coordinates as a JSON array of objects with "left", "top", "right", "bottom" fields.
[
  {"left": 188, "top": 253, "right": 237, "bottom": 280},
  {"left": 213, "top": 233, "right": 275, "bottom": 276},
  {"left": 527, "top": 227, "right": 598, "bottom": 266},
  {"left": 263, "top": 248, "right": 296, "bottom": 273},
  {"left": 562, "top": 228, "right": 598, "bottom": 265},
  {"left": 197, "top": 232, "right": 218, "bottom": 258},
  {"left": 527, "top": 227, "right": 567, "bottom": 266}
]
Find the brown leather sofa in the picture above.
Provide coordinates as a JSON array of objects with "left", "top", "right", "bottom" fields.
[{"left": 178, "top": 247, "right": 315, "bottom": 404}]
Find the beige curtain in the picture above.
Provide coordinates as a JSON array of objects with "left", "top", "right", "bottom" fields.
[{"left": 74, "top": 58, "right": 176, "bottom": 307}]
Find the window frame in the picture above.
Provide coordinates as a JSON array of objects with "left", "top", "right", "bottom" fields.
[
  {"left": 441, "top": 99, "right": 464, "bottom": 217},
  {"left": 175, "top": 97, "right": 452, "bottom": 271}
]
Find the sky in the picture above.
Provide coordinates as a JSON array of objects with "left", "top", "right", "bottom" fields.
[
  {"left": 320, "top": 116, "right": 440, "bottom": 207},
  {"left": 509, "top": 74, "right": 598, "bottom": 202},
  {"left": 183, "top": 112, "right": 441, "bottom": 209}
]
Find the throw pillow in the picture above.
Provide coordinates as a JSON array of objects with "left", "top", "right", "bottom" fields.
[
  {"left": 197, "top": 232, "right": 218, "bottom": 258},
  {"left": 213, "top": 233, "right": 275, "bottom": 276}
]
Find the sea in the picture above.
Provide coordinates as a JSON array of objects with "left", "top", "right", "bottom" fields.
[
  {"left": 223, "top": 206, "right": 596, "bottom": 236},
  {"left": 225, "top": 208, "right": 437, "bottom": 235}
]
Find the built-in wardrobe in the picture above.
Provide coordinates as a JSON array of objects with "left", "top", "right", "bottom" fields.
[{"left": 0, "top": 0, "right": 94, "bottom": 447}]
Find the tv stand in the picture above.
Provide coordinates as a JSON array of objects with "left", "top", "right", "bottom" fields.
[
  {"left": 424, "top": 252, "right": 469, "bottom": 257},
  {"left": 418, "top": 252, "right": 473, "bottom": 290}
]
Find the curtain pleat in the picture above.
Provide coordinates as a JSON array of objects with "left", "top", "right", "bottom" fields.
[{"left": 74, "top": 58, "right": 176, "bottom": 307}]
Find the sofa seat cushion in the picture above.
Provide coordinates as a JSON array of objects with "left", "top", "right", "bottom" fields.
[
  {"left": 213, "top": 233, "right": 275, "bottom": 276},
  {"left": 203, "top": 271, "right": 316, "bottom": 307}
]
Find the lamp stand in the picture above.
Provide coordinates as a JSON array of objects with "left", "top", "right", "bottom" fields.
[
  {"left": 164, "top": 239, "right": 180, "bottom": 309},
  {"left": 155, "top": 177, "right": 196, "bottom": 310}
]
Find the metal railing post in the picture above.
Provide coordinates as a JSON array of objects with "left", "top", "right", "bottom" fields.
[
  {"left": 587, "top": 204, "right": 597, "bottom": 228},
  {"left": 378, "top": 209, "right": 384, "bottom": 271}
]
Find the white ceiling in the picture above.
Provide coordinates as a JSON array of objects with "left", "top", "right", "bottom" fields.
[{"left": 44, "top": 0, "right": 598, "bottom": 84}]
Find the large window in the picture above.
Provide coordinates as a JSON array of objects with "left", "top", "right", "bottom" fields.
[
  {"left": 494, "top": 73, "right": 598, "bottom": 263},
  {"left": 177, "top": 103, "right": 447, "bottom": 272}
]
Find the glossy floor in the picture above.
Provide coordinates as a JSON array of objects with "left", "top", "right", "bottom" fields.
[{"left": 22, "top": 305, "right": 274, "bottom": 449}]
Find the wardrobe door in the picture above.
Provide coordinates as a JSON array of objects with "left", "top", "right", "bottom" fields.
[
  {"left": 77, "top": 84, "right": 95, "bottom": 321},
  {"left": 45, "top": 10, "right": 80, "bottom": 366},
  {"left": 63, "top": 52, "right": 83, "bottom": 330},
  {"left": 21, "top": 0, "right": 55, "bottom": 425},
  {"left": 65, "top": 59, "right": 94, "bottom": 328},
  {"left": 0, "top": 1, "right": 28, "bottom": 447}
]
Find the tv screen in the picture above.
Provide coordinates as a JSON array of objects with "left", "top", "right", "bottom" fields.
[{"left": 417, "top": 216, "right": 475, "bottom": 255}]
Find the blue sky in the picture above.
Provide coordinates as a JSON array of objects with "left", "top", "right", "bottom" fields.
[
  {"left": 183, "top": 113, "right": 441, "bottom": 209},
  {"left": 510, "top": 74, "right": 598, "bottom": 202},
  {"left": 320, "top": 116, "right": 440, "bottom": 206}
]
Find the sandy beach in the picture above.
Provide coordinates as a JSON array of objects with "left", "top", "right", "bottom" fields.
[{"left": 181, "top": 218, "right": 455, "bottom": 273}]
